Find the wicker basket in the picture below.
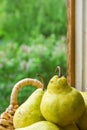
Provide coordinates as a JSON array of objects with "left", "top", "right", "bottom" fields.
[{"left": 0, "top": 78, "right": 43, "bottom": 130}]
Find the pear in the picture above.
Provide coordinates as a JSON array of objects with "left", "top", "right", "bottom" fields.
[
  {"left": 76, "top": 92, "right": 87, "bottom": 130},
  {"left": 40, "top": 66, "right": 85, "bottom": 127},
  {"left": 15, "top": 121, "right": 62, "bottom": 130},
  {"left": 13, "top": 88, "right": 45, "bottom": 128},
  {"left": 62, "top": 123, "right": 79, "bottom": 130}
]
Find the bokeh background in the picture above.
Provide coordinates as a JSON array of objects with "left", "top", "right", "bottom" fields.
[{"left": 0, "top": 0, "right": 67, "bottom": 113}]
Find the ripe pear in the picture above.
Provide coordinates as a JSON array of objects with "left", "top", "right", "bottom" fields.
[
  {"left": 40, "top": 66, "right": 85, "bottom": 127},
  {"left": 15, "top": 121, "right": 62, "bottom": 130},
  {"left": 62, "top": 123, "right": 79, "bottom": 130},
  {"left": 76, "top": 92, "right": 87, "bottom": 130},
  {"left": 13, "top": 88, "right": 45, "bottom": 128}
]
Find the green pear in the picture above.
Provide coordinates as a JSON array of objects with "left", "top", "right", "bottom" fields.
[
  {"left": 40, "top": 66, "right": 85, "bottom": 127},
  {"left": 13, "top": 88, "right": 45, "bottom": 128},
  {"left": 62, "top": 123, "right": 79, "bottom": 130},
  {"left": 76, "top": 92, "right": 87, "bottom": 130},
  {"left": 15, "top": 121, "right": 62, "bottom": 130}
]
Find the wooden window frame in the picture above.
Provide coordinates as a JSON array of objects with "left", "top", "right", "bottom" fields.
[{"left": 67, "top": 0, "right": 75, "bottom": 87}]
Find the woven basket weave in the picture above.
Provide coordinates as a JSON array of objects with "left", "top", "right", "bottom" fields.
[{"left": 0, "top": 78, "right": 43, "bottom": 130}]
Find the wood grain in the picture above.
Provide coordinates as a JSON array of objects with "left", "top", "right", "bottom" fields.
[{"left": 67, "top": 0, "right": 75, "bottom": 87}]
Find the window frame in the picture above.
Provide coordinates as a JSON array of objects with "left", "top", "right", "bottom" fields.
[{"left": 67, "top": 0, "right": 75, "bottom": 87}]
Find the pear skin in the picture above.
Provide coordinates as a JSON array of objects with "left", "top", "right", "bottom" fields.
[
  {"left": 76, "top": 92, "right": 87, "bottom": 130},
  {"left": 13, "top": 88, "right": 45, "bottom": 128},
  {"left": 15, "top": 121, "right": 62, "bottom": 130},
  {"left": 40, "top": 75, "right": 85, "bottom": 127},
  {"left": 62, "top": 123, "right": 79, "bottom": 130}
]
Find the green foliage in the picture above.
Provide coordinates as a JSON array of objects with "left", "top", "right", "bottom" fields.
[
  {"left": 0, "top": 0, "right": 67, "bottom": 114},
  {"left": 0, "top": 35, "right": 67, "bottom": 113},
  {"left": 0, "top": 0, "right": 66, "bottom": 43}
]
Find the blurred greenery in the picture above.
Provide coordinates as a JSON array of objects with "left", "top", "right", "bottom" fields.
[
  {"left": 0, "top": 0, "right": 66, "bottom": 43},
  {"left": 0, "top": 0, "right": 67, "bottom": 113}
]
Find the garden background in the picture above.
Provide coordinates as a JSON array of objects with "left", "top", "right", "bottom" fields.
[{"left": 0, "top": 0, "right": 67, "bottom": 113}]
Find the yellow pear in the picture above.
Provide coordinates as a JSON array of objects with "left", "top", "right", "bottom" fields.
[
  {"left": 15, "top": 121, "right": 62, "bottom": 130},
  {"left": 62, "top": 123, "right": 79, "bottom": 130},
  {"left": 76, "top": 91, "right": 87, "bottom": 130},
  {"left": 13, "top": 88, "right": 45, "bottom": 128},
  {"left": 40, "top": 66, "right": 85, "bottom": 127}
]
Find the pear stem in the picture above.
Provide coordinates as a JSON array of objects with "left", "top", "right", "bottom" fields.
[
  {"left": 37, "top": 74, "right": 46, "bottom": 90},
  {"left": 55, "top": 66, "right": 62, "bottom": 78}
]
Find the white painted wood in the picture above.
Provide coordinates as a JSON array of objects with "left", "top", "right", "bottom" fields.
[
  {"left": 75, "top": 0, "right": 87, "bottom": 91},
  {"left": 82, "top": 0, "right": 87, "bottom": 91},
  {"left": 75, "top": 0, "right": 83, "bottom": 90}
]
